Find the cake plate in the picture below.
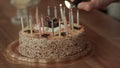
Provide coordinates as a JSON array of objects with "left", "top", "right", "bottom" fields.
[{"left": 4, "top": 40, "right": 92, "bottom": 66}]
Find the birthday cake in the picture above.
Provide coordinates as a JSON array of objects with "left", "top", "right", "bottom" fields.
[{"left": 17, "top": 16, "right": 89, "bottom": 62}]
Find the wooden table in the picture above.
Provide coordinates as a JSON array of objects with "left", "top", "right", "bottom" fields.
[{"left": 0, "top": 0, "right": 120, "bottom": 68}]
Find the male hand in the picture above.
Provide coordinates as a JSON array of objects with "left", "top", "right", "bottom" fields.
[{"left": 71, "top": 0, "right": 118, "bottom": 11}]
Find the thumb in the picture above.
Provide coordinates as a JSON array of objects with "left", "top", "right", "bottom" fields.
[{"left": 77, "top": 2, "right": 94, "bottom": 11}]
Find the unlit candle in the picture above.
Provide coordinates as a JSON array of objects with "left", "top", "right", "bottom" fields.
[
  {"left": 38, "top": 19, "right": 41, "bottom": 38},
  {"left": 71, "top": 9, "right": 74, "bottom": 30},
  {"left": 20, "top": 17, "right": 24, "bottom": 32},
  {"left": 41, "top": 15, "right": 44, "bottom": 34},
  {"left": 51, "top": 20, "right": 54, "bottom": 38},
  {"left": 29, "top": 15, "right": 33, "bottom": 35},
  {"left": 36, "top": 7, "right": 39, "bottom": 25},
  {"left": 48, "top": 6, "right": 50, "bottom": 16},
  {"left": 59, "top": 19, "right": 61, "bottom": 37},
  {"left": 77, "top": 10, "right": 79, "bottom": 26},
  {"left": 54, "top": 6, "right": 57, "bottom": 18}
]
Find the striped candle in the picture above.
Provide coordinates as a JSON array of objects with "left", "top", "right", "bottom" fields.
[{"left": 41, "top": 15, "right": 44, "bottom": 34}]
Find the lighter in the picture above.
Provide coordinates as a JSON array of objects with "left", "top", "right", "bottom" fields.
[{"left": 64, "top": 0, "right": 89, "bottom": 9}]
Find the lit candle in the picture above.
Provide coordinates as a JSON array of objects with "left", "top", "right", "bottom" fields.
[
  {"left": 54, "top": 6, "right": 57, "bottom": 18},
  {"left": 29, "top": 15, "right": 33, "bottom": 35},
  {"left": 59, "top": 19, "right": 61, "bottom": 37},
  {"left": 41, "top": 15, "right": 44, "bottom": 34},
  {"left": 59, "top": 4, "right": 64, "bottom": 24},
  {"left": 51, "top": 20, "right": 54, "bottom": 38},
  {"left": 77, "top": 10, "right": 79, "bottom": 26},
  {"left": 20, "top": 17, "right": 24, "bottom": 32},
  {"left": 48, "top": 6, "right": 50, "bottom": 16},
  {"left": 38, "top": 19, "right": 41, "bottom": 38},
  {"left": 36, "top": 6, "right": 39, "bottom": 25},
  {"left": 59, "top": 4, "right": 66, "bottom": 33}
]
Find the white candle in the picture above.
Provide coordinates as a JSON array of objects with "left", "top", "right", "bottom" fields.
[
  {"left": 60, "top": 4, "right": 64, "bottom": 24},
  {"left": 48, "top": 6, "right": 50, "bottom": 16},
  {"left": 54, "top": 6, "right": 57, "bottom": 18},
  {"left": 29, "top": 15, "right": 33, "bottom": 35},
  {"left": 63, "top": 7, "right": 66, "bottom": 16},
  {"left": 27, "top": 15, "right": 29, "bottom": 27},
  {"left": 71, "top": 9, "right": 74, "bottom": 30},
  {"left": 69, "top": 9, "right": 72, "bottom": 29},
  {"left": 59, "top": 4, "right": 67, "bottom": 33},
  {"left": 77, "top": 10, "right": 79, "bottom": 26},
  {"left": 36, "top": 7, "right": 39, "bottom": 25},
  {"left": 51, "top": 20, "right": 54, "bottom": 38},
  {"left": 38, "top": 19, "right": 41, "bottom": 38},
  {"left": 59, "top": 19, "right": 61, "bottom": 37},
  {"left": 20, "top": 17, "right": 24, "bottom": 32}
]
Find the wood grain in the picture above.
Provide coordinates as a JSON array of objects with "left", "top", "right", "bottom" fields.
[{"left": 0, "top": 0, "right": 120, "bottom": 68}]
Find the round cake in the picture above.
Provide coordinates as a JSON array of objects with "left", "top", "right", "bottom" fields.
[{"left": 17, "top": 18, "right": 89, "bottom": 63}]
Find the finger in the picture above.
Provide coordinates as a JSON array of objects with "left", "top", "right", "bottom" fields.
[
  {"left": 77, "top": 2, "right": 94, "bottom": 11},
  {"left": 70, "top": 0, "right": 74, "bottom": 2}
]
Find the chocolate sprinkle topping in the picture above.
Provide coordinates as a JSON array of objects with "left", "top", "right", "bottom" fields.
[
  {"left": 41, "top": 34, "right": 50, "bottom": 38},
  {"left": 61, "top": 32, "right": 66, "bottom": 36},
  {"left": 74, "top": 26, "right": 81, "bottom": 30},
  {"left": 24, "top": 30, "right": 35, "bottom": 33}
]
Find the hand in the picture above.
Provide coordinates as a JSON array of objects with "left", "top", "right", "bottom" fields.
[{"left": 71, "top": 0, "right": 118, "bottom": 11}]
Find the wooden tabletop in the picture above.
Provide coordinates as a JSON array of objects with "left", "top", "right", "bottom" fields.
[{"left": 0, "top": 0, "right": 120, "bottom": 68}]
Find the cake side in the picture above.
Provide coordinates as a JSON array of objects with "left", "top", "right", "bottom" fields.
[{"left": 18, "top": 26, "right": 87, "bottom": 59}]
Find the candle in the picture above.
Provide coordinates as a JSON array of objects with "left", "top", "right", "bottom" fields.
[
  {"left": 59, "top": 4, "right": 64, "bottom": 24},
  {"left": 38, "top": 19, "right": 41, "bottom": 38},
  {"left": 77, "top": 10, "right": 79, "bottom": 26},
  {"left": 63, "top": 7, "right": 68, "bottom": 36},
  {"left": 69, "top": 9, "right": 72, "bottom": 29},
  {"left": 63, "top": 7, "right": 66, "bottom": 16},
  {"left": 20, "top": 17, "right": 24, "bottom": 32},
  {"left": 29, "top": 15, "right": 33, "bottom": 35},
  {"left": 36, "top": 7, "right": 39, "bottom": 25},
  {"left": 64, "top": 13, "right": 68, "bottom": 35},
  {"left": 66, "top": 19, "right": 69, "bottom": 35},
  {"left": 26, "top": 15, "right": 29, "bottom": 27},
  {"left": 41, "top": 15, "right": 44, "bottom": 34},
  {"left": 59, "top": 19, "right": 61, "bottom": 37},
  {"left": 59, "top": 4, "right": 66, "bottom": 33},
  {"left": 54, "top": 6, "right": 57, "bottom": 18},
  {"left": 51, "top": 20, "right": 54, "bottom": 38},
  {"left": 48, "top": 6, "right": 50, "bottom": 16},
  {"left": 71, "top": 9, "right": 74, "bottom": 30}
]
